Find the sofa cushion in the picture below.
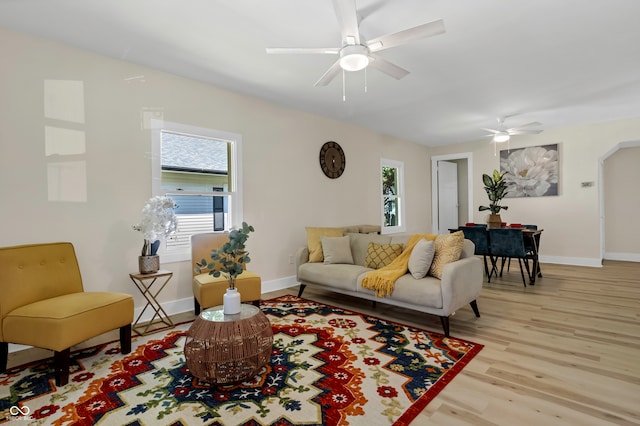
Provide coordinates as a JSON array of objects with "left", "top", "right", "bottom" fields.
[
  {"left": 365, "top": 242, "right": 403, "bottom": 269},
  {"left": 298, "top": 263, "right": 370, "bottom": 292},
  {"left": 346, "top": 233, "right": 392, "bottom": 266},
  {"left": 321, "top": 236, "right": 354, "bottom": 265},
  {"left": 356, "top": 273, "right": 443, "bottom": 309},
  {"left": 306, "top": 227, "right": 344, "bottom": 262},
  {"left": 408, "top": 238, "right": 435, "bottom": 279},
  {"left": 358, "top": 224, "right": 381, "bottom": 234},
  {"left": 429, "top": 231, "right": 465, "bottom": 279}
]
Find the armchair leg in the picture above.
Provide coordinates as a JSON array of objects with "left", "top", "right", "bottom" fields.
[
  {"left": 470, "top": 300, "right": 480, "bottom": 317},
  {"left": 0, "top": 342, "right": 7, "bottom": 373},
  {"left": 54, "top": 348, "right": 70, "bottom": 387},
  {"left": 120, "top": 325, "right": 132, "bottom": 354},
  {"left": 251, "top": 299, "right": 261, "bottom": 307},
  {"left": 439, "top": 316, "right": 450, "bottom": 337},
  {"left": 297, "top": 284, "right": 306, "bottom": 297},
  {"left": 194, "top": 297, "right": 201, "bottom": 315}
]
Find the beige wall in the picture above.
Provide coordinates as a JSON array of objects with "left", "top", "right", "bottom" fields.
[
  {"left": 0, "top": 28, "right": 430, "bottom": 315},
  {"left": 604, "top": 146, "right": 640, "bottom": 260},
  {"left": 2, "top": 26, "right": 639, "bottom": 327},
  {"left": 430, "top": 119, "right": 640, "bottom": 266}
]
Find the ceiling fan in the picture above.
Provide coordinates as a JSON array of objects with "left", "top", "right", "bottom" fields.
[
  {"left": 483, "top": 117, "right": 544, "bottom": 144},
  {"left": 483, "top": 117, "right": 544, "bottom": 155},
  {"left": 265, "top": 0, "right": 445, "bottom": 87}
]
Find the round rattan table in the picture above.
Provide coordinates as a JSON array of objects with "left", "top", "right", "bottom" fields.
[{"left": 184, "top": 304, "right": 273, "bottom": 384}]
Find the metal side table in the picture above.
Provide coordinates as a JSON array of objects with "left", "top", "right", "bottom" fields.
[{"left": 129, "top": 269, "right": 175, "bottom": 335}]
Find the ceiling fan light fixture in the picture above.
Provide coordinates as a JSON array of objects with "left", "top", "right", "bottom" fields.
[
  {"left": 493, "top": 132, "right": 510, "bottom": 143},
  {"left": 339, "top": 45, "right": 369, "bottom": 71}
]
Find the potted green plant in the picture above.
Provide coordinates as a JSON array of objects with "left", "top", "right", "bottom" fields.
[
  {"left": 478, "top": 169, "right": 508, "bottom": 228},
  {"left": 195, "top": 222, "right": 255, "bottom": 314}
]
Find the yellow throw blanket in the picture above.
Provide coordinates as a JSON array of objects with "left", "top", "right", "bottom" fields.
[{"left": 361, "top": 233, "right": 436, "bottom": 297}]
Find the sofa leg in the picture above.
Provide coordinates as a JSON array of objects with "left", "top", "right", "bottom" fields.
[
  {"left": 120, "top": 325, "right": 132, "bottom": 354},
  {"left": 0, "top": 342, "right": 7, "bottom": 373},
  {"left": 297, "top": 284, "right": 306, "bottom": 297},
  {"left": 440, "top": 316, "right": 450, "bottom": 337},
  {"left": 372, "top": 300, "right": 377, "bottom": 308},
  {"left": 194, "top": 297, "right": 201, "bottom": 315},
  {"left": 54, "top": 348, "right": 70, "bottom": 387},
  {"left": 470, "top": 300, "right": 480, "bottom": 317}
]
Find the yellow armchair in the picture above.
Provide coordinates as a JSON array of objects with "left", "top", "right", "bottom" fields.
[
  {"left": 191, "top": 233, "right": 262, "bottom": 314},
  {"left": 0, "top": 242, "right": 134, "bottom": 386}
]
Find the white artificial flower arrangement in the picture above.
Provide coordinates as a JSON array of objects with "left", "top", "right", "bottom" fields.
[{"left": 132, "top": 196, "right": 178, "bottom": 256}]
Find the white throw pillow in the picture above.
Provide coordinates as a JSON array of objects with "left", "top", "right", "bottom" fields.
[
  {"left": 321, "top": 236, "right": 354, "bottom": 265},
  {"left": 408, "top": 238, "right": 435, "bottom": 279}
]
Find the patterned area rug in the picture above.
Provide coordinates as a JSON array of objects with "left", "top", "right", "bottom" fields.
[{"left": 0, "top": 295, "right": 482, "bottom": 425}]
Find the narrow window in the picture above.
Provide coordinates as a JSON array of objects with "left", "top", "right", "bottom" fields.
[{"left": 381, "top": 159, "right": 405, "bottom": 234}]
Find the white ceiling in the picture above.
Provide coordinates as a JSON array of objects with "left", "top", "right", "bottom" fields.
[{"left": 2, "top": 0, "right": 640, "bottom": 146}]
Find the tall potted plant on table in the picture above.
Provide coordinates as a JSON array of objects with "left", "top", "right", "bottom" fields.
[
  {"left": 479, "top": 169, "right": 509, "bottom": 228},
  {"left": 195, "top": 222, "right": 255, "bottom": 314},
  {"left": 132, "top": 196, "right": 178, "bottom": 274}
]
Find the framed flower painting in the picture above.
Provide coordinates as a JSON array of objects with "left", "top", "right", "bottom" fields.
[{"left": 500, "top": 144, "right": 559, "bottom": 197}]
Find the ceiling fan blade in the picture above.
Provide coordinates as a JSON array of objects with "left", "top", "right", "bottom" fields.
[
  {"left": 332, "top": 0, "right": 360, "bottom": 45},
  {"left": 368, "top": 54, "right": 409, "bottom": 79},
  {"left": 266, "top": 47, "right": 340, "bottom": 55},
  {"left": 367, "top": 19, "right": 445, "bottom": 52},
  {"left": 509, "top": 129, "right": 544, "bottom": 135},
  {"left": 481, "top": 128, "right": 500, "bottom": 134},
  {"left": 510, "top": 121, "right": 542, "bottom": 129},
  {"left": 314, "top": 60, "right": 342, "bottom": 86}
]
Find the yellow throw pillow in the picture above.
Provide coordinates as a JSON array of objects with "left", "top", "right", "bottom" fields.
[
  {"left": 429, "top": 231, "right": 464, "bottom": 279},
  {"left": 365, "top": 242, "right": 403, "bottom": 269},
  {"left": 306, "top": 227, "right": 344, "bottom": 262}
]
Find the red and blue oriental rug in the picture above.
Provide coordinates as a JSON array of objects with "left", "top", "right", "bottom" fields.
[{"left": 1, "top": 295, "right": 482, "bottom": 425}]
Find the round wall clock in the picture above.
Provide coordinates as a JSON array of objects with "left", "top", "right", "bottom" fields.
[{"left": 319, "top": 141, "right": 346, "bottom": 179}]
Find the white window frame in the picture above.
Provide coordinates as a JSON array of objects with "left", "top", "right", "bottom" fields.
[
  {"left": 380, "top": 158, "right": 406, "bottom": 234},
  {"left": 150, "top": 119, "right": 243, "bottom": 263}
]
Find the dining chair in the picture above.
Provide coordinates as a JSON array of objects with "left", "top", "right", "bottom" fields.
[
  {"left": 488, "top": 228, "right": 531, "bottom": 287},
  {"left": 460, "top": 226, "right": 496, "bottom": 281},
  {"left": 521, "top": 224, "right": 543, "bottom": 278}
]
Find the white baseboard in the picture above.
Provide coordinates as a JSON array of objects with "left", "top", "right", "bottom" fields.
[
  {"left": 538, "top": 255, "right": 602, "bottom": 267},
  {"left": 604, "top": 252, "right": 640, "bottom": 262},
  {"left": 8, "top": 277, "right": 301, "bottom": 354},
  {"left": 262, "top": 275, "right": 299, "bottom": 293}
]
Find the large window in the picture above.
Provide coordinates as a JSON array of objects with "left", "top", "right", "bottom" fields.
[
  {"left": 151, "top": 120, "right": 243, "bottom": 262},
  {"left": 381, "top": 158, "right": 405, "bottom": 234}
]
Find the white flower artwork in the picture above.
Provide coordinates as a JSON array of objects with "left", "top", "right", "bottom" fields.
[{"left": 500, "top": 144, "right": 559, "bottom": 197}]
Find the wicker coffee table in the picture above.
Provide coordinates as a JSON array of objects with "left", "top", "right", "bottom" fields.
[{"left": 184, "top": 304, "right": 273, "bottom": 384}]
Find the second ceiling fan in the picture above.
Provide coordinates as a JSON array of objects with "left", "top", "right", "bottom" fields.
[{"left": 265, "top": 0, "right": 445, "bottom": 87}]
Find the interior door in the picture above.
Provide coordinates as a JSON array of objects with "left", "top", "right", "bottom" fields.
[{"left": 437, "top": 160, "right": 459, "bottom": 232}]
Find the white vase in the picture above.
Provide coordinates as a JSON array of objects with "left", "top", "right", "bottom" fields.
[{"left": 223, "top": 288, "right": 241, "bottom": 315}]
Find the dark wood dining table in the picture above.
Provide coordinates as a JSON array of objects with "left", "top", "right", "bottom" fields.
[{"left": 449, "top": 226, "right": 543, "bottom": 284}]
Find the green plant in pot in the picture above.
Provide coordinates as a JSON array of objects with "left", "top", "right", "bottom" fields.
[
  {"left": 479, "top": 169, "right": 508, "bottom": 228},
  {"left": 195, "top": 222, "right": 255, "bottom": 314}
]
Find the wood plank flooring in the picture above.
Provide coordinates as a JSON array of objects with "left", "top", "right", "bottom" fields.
[{"left": 6, "top": 261, "right": 640, "bottom": 425}]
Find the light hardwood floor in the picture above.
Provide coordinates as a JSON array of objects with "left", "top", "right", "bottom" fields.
[{"left": 6, "top": 261, "right": 640, "bottom": 425}]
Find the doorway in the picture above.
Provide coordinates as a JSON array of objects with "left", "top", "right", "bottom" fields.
[{"left": 431, "top": 153, "right": 474, "bottom": 234}]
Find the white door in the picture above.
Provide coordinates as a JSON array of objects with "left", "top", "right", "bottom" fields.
[{"left": 437, "top": 160, "right": 459, "bottom": 232}]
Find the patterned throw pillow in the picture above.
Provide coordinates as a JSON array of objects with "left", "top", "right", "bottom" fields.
[
  {"left": 306, "top": 227, "right": 344, "bottom": 262},
  {"left": 365, "top": 242, "right": 403, "bottom": 269},
  {"left": 429, "top": 231, "right": 464, "bottom": 279}
]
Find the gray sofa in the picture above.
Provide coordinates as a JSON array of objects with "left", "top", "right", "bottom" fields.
[{"left": 295, "top": 231, "right": 483, "bottom": 336}]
